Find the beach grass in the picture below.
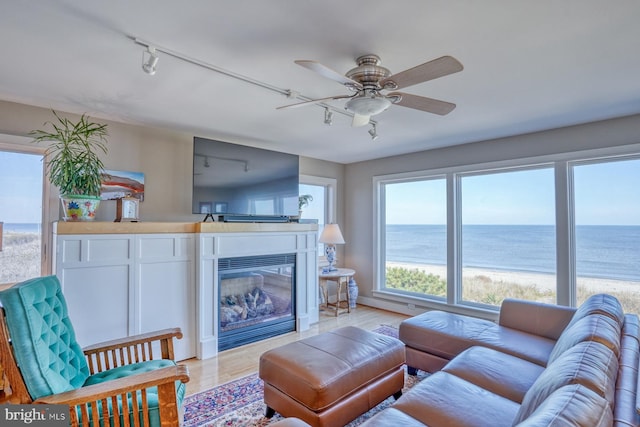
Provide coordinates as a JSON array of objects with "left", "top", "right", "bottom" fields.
[
  {"left": 386, "top": 265, "right": 640, "bottom": 315},
  {"left": 0, "top": 231, "right": 41, "bottom": 284}
]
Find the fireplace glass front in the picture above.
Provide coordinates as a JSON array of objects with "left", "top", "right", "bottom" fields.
[{"left": 218, "top": 253, "right": 295, "bottom": 351}]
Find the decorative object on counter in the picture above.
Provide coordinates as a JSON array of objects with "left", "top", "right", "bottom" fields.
[
  {"left": 348, "top": 278, "right": 358, "bottom": 309},
  {"left": 319, "top": 223, "right": 345, "bottom": 272},
  {"left": 115, "top": 196, "right": 140, "bottom": 222},
  {"left": 101, "top": 169, "right": 145, "bottom": 201},
  {"left": 31, "top": 111, "right": 108, "bottom": 221}
]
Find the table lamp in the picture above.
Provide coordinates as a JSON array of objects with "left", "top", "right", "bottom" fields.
[{"left": 319, "top": 223, "right": 345, "bottom": 272}]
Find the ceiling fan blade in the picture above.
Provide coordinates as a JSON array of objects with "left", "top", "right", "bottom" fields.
[
  {"left": 389, "top": 92, "right": 456, "bottom": 115},
  {"left": 277, "top": 94, "right": 354, "bottom": 110},
  {"left": 380, "top": 56, "right": 463, "bottom": 90},
  {"left": 295, "top": 60, "right": 363, "bottom": 90},
  {"left": 351, "top": 113, "right": 370, "bottom": 127}
]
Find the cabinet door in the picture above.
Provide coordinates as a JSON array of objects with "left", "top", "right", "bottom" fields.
[
  {"left": 56, "top": 235, "right": 134, "bottom": 347},
  {"left": 137, "top": 234, "right": 195, "bottom": 361}
]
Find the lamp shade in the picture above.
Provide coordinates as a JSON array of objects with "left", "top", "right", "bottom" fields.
[{"left": 318, "top": 223, "right": 345, "bottom": 244}]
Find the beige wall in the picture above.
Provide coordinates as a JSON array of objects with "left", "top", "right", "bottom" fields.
[
  {"left": 0, "top": 100, "right": 343, "bottom": 226},
  {"left": 4, "top": 99, "right": 640, "bottom": 310},
  {"left": 343, "top": 114, "right": 640, "bottom": 304}
]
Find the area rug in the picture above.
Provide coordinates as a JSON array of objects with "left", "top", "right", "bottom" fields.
[{"left": 183, "top": 326, "right": 426, "bottom": 427}]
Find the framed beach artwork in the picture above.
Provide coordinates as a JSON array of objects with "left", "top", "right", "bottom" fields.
[{"left": 100, "top": 170, "right": 145, "bottom": 201}]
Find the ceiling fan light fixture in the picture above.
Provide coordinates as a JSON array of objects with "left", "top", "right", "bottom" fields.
[
  {"left": 345, "top": 95, "right": 391, "bottom": 116},
  {"left": 142, "top": 47, "right": 159, "bottom": 75}
]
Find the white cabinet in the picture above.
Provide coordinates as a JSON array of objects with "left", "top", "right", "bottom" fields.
[
  {"left": 53, "top": 232, "right": 196, "bottom": 361},
  {"left": 53, "top": 222, "right": 318, "bottom": 361}
]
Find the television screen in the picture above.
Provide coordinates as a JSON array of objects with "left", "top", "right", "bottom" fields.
[{"left": 192, "top": 137, "right": 299, "bottom": 219}]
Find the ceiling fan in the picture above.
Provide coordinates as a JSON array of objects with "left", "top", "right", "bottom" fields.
[{"left": 278, "top": 54, "right": 463, "bottom": 127}]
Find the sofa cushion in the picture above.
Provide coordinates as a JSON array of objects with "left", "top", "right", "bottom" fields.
[
  {"left": 513, "top": 340, "right": 618, "bottom": 424},
  {"left": 566, "top": 293, "right": 625, "bottom": 330},
  {"left": 547, "top": 313, "right": 621, "bottom": 364},
  {"left": 442, "top": 345, "right": 545, "bottom": 403},
  {"left": 515, "top": 384, "right": 612, "bottom": 427},
  {"left": 386, "top": 371, "right": 520, "bottom": 427},
  {"left": 400, "top": 310, "right": 556, "bottom": 366},
  {"left": 80, "top": 360, "right": 186, "bottom": 427},
  {"left": 358, "top": 407, "right": 425, "bottom": 426}
]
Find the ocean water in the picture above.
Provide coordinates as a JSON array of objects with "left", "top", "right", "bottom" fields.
[
  {"left": 1, "top": 223, "right": 41, "bottom": 233},
  {"left": 386, "top": 224, "right": 640, "bottom": 282}
]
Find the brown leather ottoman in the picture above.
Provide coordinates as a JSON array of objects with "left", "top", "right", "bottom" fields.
[{"left": 259, "top": 326, "right": 405, "bottom": 427}]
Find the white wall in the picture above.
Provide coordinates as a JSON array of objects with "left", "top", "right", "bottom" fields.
[{"left": 343, "top": 114, "right": 640, "bottom": 305}]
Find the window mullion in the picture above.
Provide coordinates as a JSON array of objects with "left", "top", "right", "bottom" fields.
[
  {"left": 447, "top": 173, "right": 460, "bottom": 305},
  {"left": 554, "top": 161, "right": 575, "bottom": 307}
]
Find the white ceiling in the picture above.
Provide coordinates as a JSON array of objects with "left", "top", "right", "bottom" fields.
[{"left": 2, "top": 1, "right": 640, "bottom": 164}]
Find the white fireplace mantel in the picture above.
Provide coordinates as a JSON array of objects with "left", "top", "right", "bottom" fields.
[{"left": 196, "top": 224, "right": 318, "bottom": 359}]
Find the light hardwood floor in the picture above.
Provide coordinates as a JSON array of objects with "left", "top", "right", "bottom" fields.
[{"left": 181, "top": 305, "right": 409, "bottom": 396}]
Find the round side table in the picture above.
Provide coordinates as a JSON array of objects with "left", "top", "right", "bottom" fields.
[{"left": 319, "top": 268, "right": 356, "bottom": 316}]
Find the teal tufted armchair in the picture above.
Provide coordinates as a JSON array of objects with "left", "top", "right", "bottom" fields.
[{"left": 0, "top": 275, "right": 189, "bottom": 427}]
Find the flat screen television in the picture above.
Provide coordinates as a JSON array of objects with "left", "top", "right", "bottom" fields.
[{"left": 192, "top": 137, "right": 299, "bottom": 221}]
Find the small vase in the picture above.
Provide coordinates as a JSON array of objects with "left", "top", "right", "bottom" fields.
[{"left": 348, "top": 278, "right": 358, "bottom": 309}]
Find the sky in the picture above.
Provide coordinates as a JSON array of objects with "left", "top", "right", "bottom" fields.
[
  {"left": 385, "top": 158, "right": 640, "bottom": 226},
  {"left": 0, "top": 151, "right": 43, "bottom": 223},
  {"left": 1, "top": 151, "right": 639, "bottom": 226}
]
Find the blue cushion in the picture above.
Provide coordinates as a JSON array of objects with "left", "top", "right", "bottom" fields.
[
  {"left": 0, "top": 275, "right": 89, "bottom": 399},
  {"left": 81, "top": 360, "right": 186, "bottom": 427}
]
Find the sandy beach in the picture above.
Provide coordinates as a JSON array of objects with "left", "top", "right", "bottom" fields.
[{"left": 387, "top": 261, "right": 640, "bottom": 294}]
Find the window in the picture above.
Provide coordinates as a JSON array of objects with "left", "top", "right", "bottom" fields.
[
  {"left": 381, "top": 178, "right": 447, "bottom": 299},
  {"left": 573, "top": 157, "right": 640, "bottom": 314},
  {"left": 0, "top": 148, "right": 45, "bottom": 285},
  {"left": 460, "top": 167, "right": 556, "bottom": 307},
  {"left": 300, "top": 175, "right": 337, "bottom": 255},
  {"left": 375, "top": 149, "right": 640, "bottom": 315}
]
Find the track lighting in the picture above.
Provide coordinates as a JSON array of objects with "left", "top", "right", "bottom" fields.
[
  {"left": 368, "top": 123, "right": 378, "bottom": 140},
  {"left": 324, "top": 108, "right": 333, "bottom": 125},
  {"left": 142, "top": 47, "right": 159, "bottom": 75}
]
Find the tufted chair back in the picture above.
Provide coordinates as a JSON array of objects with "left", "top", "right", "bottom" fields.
[{"left": 0, "top": 275, "right": 89, "bottom": 399}]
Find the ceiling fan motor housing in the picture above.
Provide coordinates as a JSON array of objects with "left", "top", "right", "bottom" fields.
[{"left": 346, "top": 54, "right": 392, "bottom": 89}]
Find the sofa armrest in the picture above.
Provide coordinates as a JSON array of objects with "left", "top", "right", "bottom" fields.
[{"left": 499, "top": 299, "right": 575, "bottom": 341}]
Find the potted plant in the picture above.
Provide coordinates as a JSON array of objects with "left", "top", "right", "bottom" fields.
[
  {"left": 31, "top": 111, "right": 108, "bottom": 221},
  {"left": 298, "top": 194, "right": 313, "bottom": 217}
]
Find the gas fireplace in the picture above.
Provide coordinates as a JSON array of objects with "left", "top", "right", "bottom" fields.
[{"left": 218, "top": 253, "right": 296, "bottom": 351}]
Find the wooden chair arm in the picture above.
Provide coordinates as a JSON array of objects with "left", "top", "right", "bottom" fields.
[
  {"left": 83, "top": 328, "right": 183, "bottom": 374},
  {"left": 34, "top": 365, "right": 189, "bottom": 427},
  {"left": 34, "top": 365, "right": 189, "bottom": 405}
]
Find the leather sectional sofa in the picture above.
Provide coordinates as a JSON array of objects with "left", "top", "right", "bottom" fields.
[{"left": 360, "top": 294, "right": 639, "bottom": 426}]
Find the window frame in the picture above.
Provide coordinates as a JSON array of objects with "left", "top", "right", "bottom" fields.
[
  {"left": 0, "top": 137, "right": 54, "bottom": 280},
  {"left": 300, "top": 174, "right": 337, "bottom": 261},
  {"left": 373, "top": 144, "right": 640, "bottom": 315},
  {"left": 300, "top": 174, "right": 337, "bottom": 224}
]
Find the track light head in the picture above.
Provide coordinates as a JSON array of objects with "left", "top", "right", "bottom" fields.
[
  {"left": 324, "top": 107, "right": 333, "bottom": 125},
  {"left": 368, "top": 123, "right": 378, "bottom": 140},
  {"left": 142, "top": 47, "right": 159, "bottom": 75}
]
